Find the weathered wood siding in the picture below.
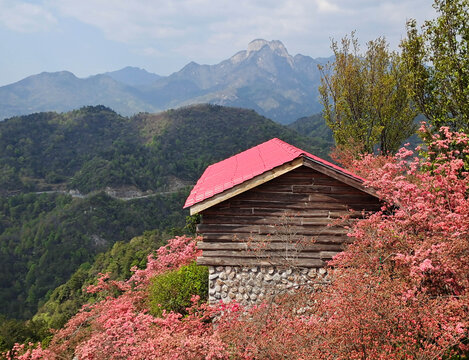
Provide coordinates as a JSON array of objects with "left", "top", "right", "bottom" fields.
[{"left": 196, "top": 165, "right": 381, "bottom": 267}]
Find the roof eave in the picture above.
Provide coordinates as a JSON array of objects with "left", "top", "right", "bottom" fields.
[{"left": 188, "top": 156, "right": 379, "bottom": 215}]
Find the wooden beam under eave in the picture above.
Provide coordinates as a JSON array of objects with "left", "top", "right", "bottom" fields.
[
  {"left": 190, "top": 158, "right": 304, "bottom": 215},
  {"left": 301, "top": 157, "right": 379, "bottom": 198}
]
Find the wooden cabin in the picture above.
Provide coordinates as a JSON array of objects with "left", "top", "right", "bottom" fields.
[{"left": 184, "top": 138, "right": 381, "bottom": 304}]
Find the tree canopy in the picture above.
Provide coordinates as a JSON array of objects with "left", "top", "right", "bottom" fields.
[
  {"left": 401, "top": 0, "right": 469, "bottom": 133},
  {"left": 319, "top": 34, "right": 417, "bottom": 155}
]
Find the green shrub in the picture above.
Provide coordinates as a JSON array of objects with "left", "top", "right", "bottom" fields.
[{"left": 149, "top": 262, "right": 208, "bottom": 317}]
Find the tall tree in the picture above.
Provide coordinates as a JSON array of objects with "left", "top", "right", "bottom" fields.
[
  {"left": 319, "top": 34, "right": 417, "bottom": 154},
  {"left": 401, "top": 0, "right": 469, "bottom": 133}
]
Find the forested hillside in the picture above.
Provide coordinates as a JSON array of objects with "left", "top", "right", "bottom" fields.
[
  {"left": 287, "top": 113, "right": 333, "bottom": 143},
  {"left": 0, "top": 229, "right": 171, "bottom": 352},
  {"left": 0, "top": 191, "right": 188, "bottom": 320},
  {"left": 32, "top": 229, "right": 169, "bottom": 330},
  {"left": 132, "top": 104, "right": 331, "bottom": 181},
  {"left": 0, "top": 103, "right": 332, "bottom": 325},
  {"left": 0, "top": 104, "right": 331, "bottom": 196}
]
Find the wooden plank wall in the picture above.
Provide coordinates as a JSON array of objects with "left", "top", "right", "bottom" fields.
[{"left": 196, "top": 166, "right": 381, "bottom": 267}]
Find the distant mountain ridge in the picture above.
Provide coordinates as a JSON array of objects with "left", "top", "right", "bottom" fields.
[
  {"left": 104, "top": 66, "right": 162, "bottom": 87},
  {"left": 0, "top": 71, "right": 159, "bottom": 120},
  {"left": 0, "top": 40, "right": 331, "bottom": 123}
]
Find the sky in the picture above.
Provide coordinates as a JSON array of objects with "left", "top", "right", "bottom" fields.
[{"left": 0, "top": 0, "right": 436, "bottom": 86}]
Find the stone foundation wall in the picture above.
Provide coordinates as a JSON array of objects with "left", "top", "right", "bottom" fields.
[{"left": 208, "top": 265, "right": 329, "bottom": 305}]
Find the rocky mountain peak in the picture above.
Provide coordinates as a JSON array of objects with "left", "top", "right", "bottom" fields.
[
  {"left": 247, "top": 39, "right": 270, "bottom": 52},
  {"left": 247, "top": 39, "right": 290, "bottom": 58},
  {"left": 230, "top": 39, "right": 293, "bottom": 66}
]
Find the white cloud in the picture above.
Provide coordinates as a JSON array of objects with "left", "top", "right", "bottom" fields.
[
  {"left": 0, "top": 0, "right": 57, "bottom": 32},
  {"left": 3, "top": 0, "right": 437, "bottom": 69},
  {"left": 48, "top": 0, "right": 196, "bottom": 42},
  {"left": 325, "top": 0, "right": 437, "bottom": 50},
  {"left": 317, "top": 0, "right": 342, "bottom": 13},
  {"left": 140, "top": 47, "right": 163, "bottom": 57},
  {"left": 45, "top": 0, "right": 344, "bottom": 44}
]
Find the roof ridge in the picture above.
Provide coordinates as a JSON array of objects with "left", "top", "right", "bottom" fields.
[
  {"left": 272, "top": 137, "right": 304, "bottom": 157},
  {"left": 205, "top": 138, "right": 280, "bottom": 168},
  {"left": 273, "top": 138, "right": 366, "bottom": 182}
]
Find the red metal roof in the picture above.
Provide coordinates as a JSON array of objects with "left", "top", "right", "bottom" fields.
[{"left": 183, "top": 138, "right": 365, "bottom": 208}]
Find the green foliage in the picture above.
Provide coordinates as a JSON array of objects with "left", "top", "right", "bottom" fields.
[
  {"left": 33, "top": 229, "right": 169, "bottom": 330},
  {"left": 184, "top": 214, "right": 201, "bottom": 235},
  {"left": 149, "top": 262, "right": 208, "bottom": 317},
  {"left": 0, "top": 104, "right": 330, "bottom": 195},
  {"left": 401, "top": 0, "right": 469, "bottom": 133},
  {"left": 0, "top": 191, "right": 188, "bottom": 320},
  {"left": 0, "top": 315, "right": 50, "bottom": 353},
  {"left": 287, "top": 113, "right": 334, "bottom": 149},
  {"left": 0, "top": 230, "right": 172, "bottom": 352},
  {"left": 138, "top": 104, "right": 331, "bottom": 184},
  {"left": 319, "top": 34, "right": 418, "bottom": 154},
  {"left": 0, "top": 106, "right": 139, "bottom": 194}
]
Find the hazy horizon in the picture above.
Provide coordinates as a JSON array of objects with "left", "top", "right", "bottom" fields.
[{"left": 0, "top": 0, "right": 436, "bottom": 87}]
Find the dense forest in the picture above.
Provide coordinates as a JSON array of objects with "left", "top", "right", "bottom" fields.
[
  {"left": 0, "top": 190, "right": 189, "bottom": 320},
  {"left": 287, "top": 113, "right": 333, "bottom": 142},
  {"left": 0, "top": 104, "right": 331, "bottom": 195},
  {"left": 0, "top": 229, "right": 171, "bottom": 352}
]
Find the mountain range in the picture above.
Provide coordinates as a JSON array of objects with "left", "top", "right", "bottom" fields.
[{"left": 0, "top": 39, "right": 331, "bottom": 124}]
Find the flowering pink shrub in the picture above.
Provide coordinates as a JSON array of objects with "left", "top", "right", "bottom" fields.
[
  {"left": 5, "top": 128, "right": 469, "bottom": 359},
  {"left": 216, "top": 127, "right": 469, "bottom": 359},
  {"left": 5, "top": 236, "right": 228, "bottom": 360}
]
